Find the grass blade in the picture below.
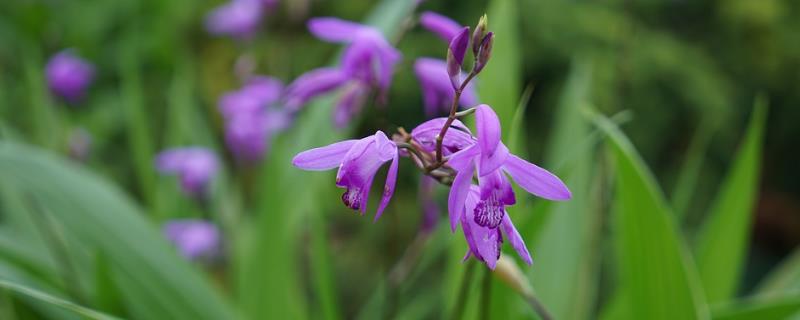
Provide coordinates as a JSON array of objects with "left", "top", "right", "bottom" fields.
[
  {"left": 0, "top": 279, "right": 121, "bottom": 320},
  {"left": 695, "top": 97, "right": 768, "bottom": 302},
  {"left": 712, "top": 295, "right": 800, "bottom": 320}
]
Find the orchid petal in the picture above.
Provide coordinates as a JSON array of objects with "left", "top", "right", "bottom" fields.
[
  {"left": 476, "top": 104, "right": 501, "bottom": 156},
  {"left": 503, "top": 154, "right": 572, "bottom": 200},
  {"left": 501, "top": 214, "right": 532, "bottom": 265},
  {"left": 375, "top": 152, "right": 399, "bottom": 221},
  {"left": 420, "top": 11, "right": 463, "bottom": 42},
  {"left": 448, "top": 160, "right": 474, "bottom": 232},
  {"left": 478, "top": 141, "right": 509, "bottom": 176},
  {"left": 307, "top": 18, "right": 369, "bottom": 43},
  {"left": 292, "top": 140, "right": 358, "bottom": 171}
]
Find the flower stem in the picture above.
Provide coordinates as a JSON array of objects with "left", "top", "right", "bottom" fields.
[
  {"left": 479, "top": 266, "right": 492, "bottom": 320},
  {"left": 525, "top": 293, "right": 554, "bottom": 320},
  {"left": 434, "top": 70, "right": 478, "bottom": 166},
  {"left": 449, "top": 259, "right": 476, "bottom": 320}
]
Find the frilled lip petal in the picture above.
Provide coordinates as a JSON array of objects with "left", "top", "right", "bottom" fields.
[
  {"left": 502, "top": 154, "right": 571, "bottom": 200},
  {"left": 461, "top": 186, "right": 501, "bottom": 269},
  {"left": 292, "top": 140, "right": 358, "bottom": 170},
  {"left": 420, "top": 11, "right": 463, "bottom": 42},
  {"left": 501, "top": 214, "right": 532, "bottom": 265},
  {"left": 308, "top": 17, "right": 372, "bottom": 43}
]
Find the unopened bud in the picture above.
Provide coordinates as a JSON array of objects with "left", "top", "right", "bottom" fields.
[
  {"left": 494, "top": 254, "right": 535, "bottom": 299},
  {"left": 473, "top": 32, "right": 494, "bottom": 74},
  {"left": 446, "top": 27, "right": 470, "bottom": 89},
  {"left": 472, "top": 15, "right": 488, "bottom": 56}
]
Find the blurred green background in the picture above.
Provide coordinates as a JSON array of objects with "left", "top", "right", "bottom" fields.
[{"left": 0, "top": 0, "right": 799, "bottom": 319}]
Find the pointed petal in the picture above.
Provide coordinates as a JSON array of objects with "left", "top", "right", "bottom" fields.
[
  {"left": 292, "top": 140, "right": 357, "bottom": 170},
  {"left": 448, "top": 161, "right": 474, "bottom": 232},
  {"left": 503, "top": 155, "right": 572, "bottom": 200},
  {"left": 447, "top": 144, "right": 480, "bottom": 171},
  {"left": 501, "top": 214, "right": 532, "bottom": 265},
  {"left": 307, "top": 18, "right": 369, "bottom": 43},
  {"left": 476, "top": 104, "right": 502, "bottom": 156},
  {"left": 375, "top": 153, "right": 399, "bottom": 221},
  {"left": 419, "top": 11, "right": 463, "bottom": 42},
  {"left": 478, "top": 141, "right": 509, "bottom": 176}
]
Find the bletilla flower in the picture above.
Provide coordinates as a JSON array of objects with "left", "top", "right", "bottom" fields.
[
  {"left": 292, "top": 131, "right": 399, "bottom": 220},
  {"left": 461, "top": 185, "right": 531, "bottom": 269},
  {"left": 205, "top": 0, "right": 268, "bottom": 39},
  {"left": 219, "top": 76, "right": 290, "bottom": 162},
  {"left": 163, "top": 219, "right": 221, "bottom": 261},
  {"left": 155, "top": 148, "right": 218, "bottom": 197},
  {"left": 45, "top": 50, "right": 94, "bottom": 102},
  {"left": 419, "top": 11, "right": 463, "bottom": 42},
  {"left": 285, "top": 18, "right": 401, "bottom": 127},
  {"left": 414, "top": 58, "right": 477, "bottom": 116},
  {"left": 447, "top": 105, "right": 571, "bottom": 233},
  {"left": 410, "top": 117, "right": 476, "bottom": 156}
]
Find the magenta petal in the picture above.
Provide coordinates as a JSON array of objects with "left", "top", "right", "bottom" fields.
[
  {"left": 447, "top": 144, "right": 480, "bottom": 171},
  {"left": 501, "top": 214, "right": 532, "bottom": 265},
  {"left": 307, "top": 17, "right": 368, "bottom": 43},
  {"left": 476, "top": 104, "right": 501, "bottom": 156},
  {"left": 285, "top": 68, "right": 348, "bottom": 111},
  {"left": 478, "top": 141, "right": 509, "bottom": 177},
  {"left": 448, "top": 27, "right": 470, "bottom": 66},
  {"left": 502, "top": 155, "right": 572, "bottom": 200},
  {"left": 292, "top": 140, "right": 357, "bottom": 171},
  {"left": 419, "top": 11, "right": 463, "bottom": 42},
  {"left": 448, "top": 161, "right": 474, "bottom": 232},
  {"left": 375, "top": 153, "right": 399, "bottom": 221}
]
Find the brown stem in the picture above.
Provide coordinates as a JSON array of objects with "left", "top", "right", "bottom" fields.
[{"left": 433, "top": 71, "right": 478, "bottom": 166}]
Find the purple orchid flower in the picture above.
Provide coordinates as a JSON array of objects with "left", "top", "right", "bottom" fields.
[
  {"left": 461, "top": 185, "right": 531, "bottom": 269},
  {"left": 45, "top": 50, "right": 94, "bottom": 102},
  {"left": 219, "top": 76, "right": 291, "bottom": 162},
  {"left": 284, "top": 18, "right": 401, "bottom": 127},
  {"left": 292, "top": 131, "right": 399, "bottom": 220},
  {"left": 163, "top": 219, "right": 221, "bottom": 261},
  {"left": 205, "top": 0, "right": 267, "bottom": 39},
  {"left": 155, "top": 148, "right": 218, "bottom": 197},
  {"left": 419, "top": 11, "right": 463, "bottom": 42},
  {"left": 414, "top": 58, "right": 478, "bottom": 116},
  {"left": 447, "top": 104, "right": 571, "bottom": 232}
]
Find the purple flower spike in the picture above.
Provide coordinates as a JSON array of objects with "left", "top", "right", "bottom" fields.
[
  {"left": 164, "top": 219, "right": 221, "bottom": 261},
  {"left": 420, "top": 11, "right": 463, "bottom": 42},
  {"left": 156, "top": 148, "right": 218, "bottom": 197},
  {"left": 292, "top": 131, "right": 399, "bottom": 219},
  {"left": 447, "top": 27, "right": 470, "bottom": 89},
  {"left": 461, "top": 185, "right": 531, "bottom": 269},
  {"left": 205, "top": 0, "right": 265, "bottom": 39},
  {"left": 447, "top": 104, "right": 571, "bottom": 233},
  {"left": 45, "top": 50, "right": 94, "bottom": 102},
  {"left": 414, "top": 58, "right": 478, "bottom": 116}
]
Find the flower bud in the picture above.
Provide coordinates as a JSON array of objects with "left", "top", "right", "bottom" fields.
[
  {"left": 446, "top": 27, "right": 470, "bottom": 89},
  {"left": 472, "top": 14, "right": 488, "bottom": 56},
  {"left": 473, "top": 32, "right": 494, "bottom": 74}
]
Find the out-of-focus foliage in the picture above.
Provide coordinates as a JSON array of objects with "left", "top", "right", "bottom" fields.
[{"left": 0, "top": 0, "right": 798, "bottom": 319}]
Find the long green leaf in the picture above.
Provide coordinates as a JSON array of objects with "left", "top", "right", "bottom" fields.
[
  {"left": 597, "top": 113, "right": 708, "bottom": 320},
  {"left": 0, "top": 142, "right": 234, "bottom": 320},
  {"left": 241, "top": 1, "right": 417, "bottom": 318},
  {"left": 0, "top": 279, "right": 121, "bottom": 320},
  {"left": 712, "top": 295, "right": 800, "bottom": 320},
  {"left": 757, "top": 248, "right": 800, "bottom": 298},
  {"left": 695, "top": 97, "right": 767, "bottom": 303}
]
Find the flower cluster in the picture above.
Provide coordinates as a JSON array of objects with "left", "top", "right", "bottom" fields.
[
  {"left": 45, "top": 50, "right": 94, "bottom": 103},
  {"left": 285, "top": 18, "right": 401, "bottom": 127},
  {"left": 205, "top": 0, "right": 278, "bottom": 39},
  {"left": 293, "top": 14, "right": 571, "bottom": 269},
  {"left": 155, "top": 147, "right": 219, "bottom": 198}
]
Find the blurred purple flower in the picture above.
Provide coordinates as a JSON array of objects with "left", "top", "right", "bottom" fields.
[
  {"left": 419, "top": 11, "right": 463, "bottom": 42},
  {"left": 460, "top": 185, "right": 531, "bottom": 269},
  {"left": 446, "top": 105, "right": 571, "bottom": 232},
  {"left": 414, "top": 58, "right": 477, "bottom": 116},
  {"left": 163, "top": 219, "right": 221, "bottom": 261},
  {"left": 155, "top": 147, "right": 218, "bottom": 197},
  {"left": 292, "top": 131, "right": 399, "bottom": 220},
  {"left": 205, "top": 0, "right": 269, "bottom": 39},
  {"left": 285, "top": 18, "right": 401, "bottom": 127},
  {"left": 219, "top": 76, "right": 291, "bottom": 162},
  {"left": 419, "top": 176, "right": 440, "bottom": 234},
  {"left": 45, "top": 50, "right": 94, "bottom": 102}
]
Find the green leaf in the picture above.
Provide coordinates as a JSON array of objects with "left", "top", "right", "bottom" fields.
[
  {"left": 757, "top": 248, "right": 800, "bottom": 298},
  {"left": 0, "top": 279, "right": 121, "bottom": 320},
  {"left": 0, "top": 142, "right": 234, "bottom": 320},
  {"left": 529, "top": 59, "right": 600, "bottom": 320},
  {"left": 712, "top": 295, "right": 800, "bottom": 320},
  {"left": 596, "top": 112, "right": 709, "bottom": 320},
  {"left": 695, "top": 97, "right": 768, "bottom": 303}
]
